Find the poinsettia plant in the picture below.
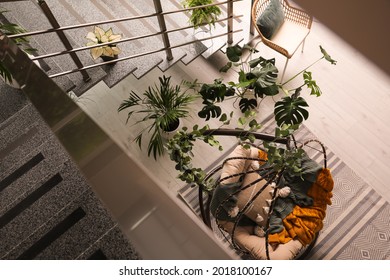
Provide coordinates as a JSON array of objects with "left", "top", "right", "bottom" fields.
[{"left": 86, "top": 26, "right": 122, "bottom": 60}]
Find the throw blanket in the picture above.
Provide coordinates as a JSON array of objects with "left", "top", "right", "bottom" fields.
[{"left": 269, "top": 168, "right": 334, "bottom": 245}]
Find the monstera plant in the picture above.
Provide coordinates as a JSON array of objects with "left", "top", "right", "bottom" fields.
[{"left": 166, "top": 44, "right": 336, "bottom": 191}]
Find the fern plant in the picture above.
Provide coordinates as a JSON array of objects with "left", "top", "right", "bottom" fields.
[
  {"left": 118, "top": 75, "right": 195, "bottom": 160},
  {"left": 182, "top": 0, "right": 222, "bottom": 29}
]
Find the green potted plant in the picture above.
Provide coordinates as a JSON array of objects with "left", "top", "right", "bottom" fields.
[
  {"left": 86, "top": 26, "right": 122, "bottom": 61},
  {"left": 0, "top": 10, "right": 36, "bottom": 87},
  {"left": 118, "top": 75, "right": 195, "bottom": 159},
  {"left": 182, "top": 0, "right": 222, "bottom": 29}
]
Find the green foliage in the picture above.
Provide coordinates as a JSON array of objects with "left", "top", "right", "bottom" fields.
[
  {"left": 303, "top": 71, "right": 321, "bottom": 97},
  {"left": 166, "top": 124, "right": 223, "bottom": 191},
  {"left": 320, "top": 45, "right": 337, "bottom": 65},
  {"left": 182, "top": 0, "right": 222, "bottom": 29},
  {"left": 274, "top": 96, "right": 309, "bottom": 126},
  {"left": 166, "top": 45, "right": 337, "bottom": 190},
  {"left": 0, "top": 10, "right": 35, "bottom": 83},
  {"left": 194, "top": 45, "right": 335, "bottom": 129},
  {"left": 263, "top": 141, "right": 306, "bottom": 176},
  {"left": 118, "top": 76, "right": 195, "bottom": 159}
]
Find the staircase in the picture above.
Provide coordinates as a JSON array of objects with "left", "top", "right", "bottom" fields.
[
  {"left": 0, "top": 84, "right": 141, "bottom": 259},
  {"left": 0, "top": 0, "right": 248, "bottom": 96}
]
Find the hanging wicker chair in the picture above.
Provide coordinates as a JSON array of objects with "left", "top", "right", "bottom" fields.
[{"left": 198, "top": 130, "right": 334, "bottom": 260}]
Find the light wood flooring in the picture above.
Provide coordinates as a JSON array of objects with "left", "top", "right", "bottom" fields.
[{"left": 76, "top": 10, "right": 390, "bottom": 203}]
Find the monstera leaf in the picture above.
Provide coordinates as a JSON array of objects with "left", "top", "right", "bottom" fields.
[
  {"left": 226, "top": 45, "right": 243, "bottom": 62},
  {"left": 274, "top": 96, "right": 309, "bottom": 126},
  {"left": 251, "top": 62, "right": 278, "bottom": 88},
  {"left": 239, "top": 98, "right": 257, "bottom": 113},
  {"left": 303, "top": 71, "right": 322, "bottom": 97},
  {"left": 198, "top": 103, "right": 222, "bottom": 121}
]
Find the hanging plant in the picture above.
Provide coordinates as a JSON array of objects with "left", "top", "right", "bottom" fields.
[{"left": 182, "top": 0, "right": 222, "bottom": 29}]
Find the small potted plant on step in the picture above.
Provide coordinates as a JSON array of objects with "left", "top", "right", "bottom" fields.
[
  {"left": 182, "top": 0, "right": 222, "bottom": 30},
  {"left": 118, "top": 75, "right": 196, "bottom": 159},
  {"left": 86, "top": 26, "right": 122, "bottom": 62}
]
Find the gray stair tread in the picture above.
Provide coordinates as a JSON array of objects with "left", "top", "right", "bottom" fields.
[
  {"left": 0, "top": 86, "right": 28, "bottom": 126},
  {"left": 51, "top": 0, "right": 164, "bottom": 85},
  {"left": 1, "top": 1, "right": 107, "bottom": 96},
  {"left": 0, "top": 98, "right": 140, "bottom": 259},
  {"left": 3, "top": 189, "right": 116, "bottom": 259},
  {"left": 158, "top": 48, "right": 187, "bottom": 72}
]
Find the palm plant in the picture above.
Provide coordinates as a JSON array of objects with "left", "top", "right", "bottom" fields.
[
  {"left": 118, "top": 75, "right": 195, "bottom": 159},
  {"left": 182, "top": 0, "right": 222, "bottom": 29}
]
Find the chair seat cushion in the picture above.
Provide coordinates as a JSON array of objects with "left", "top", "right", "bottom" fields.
[
  {"left": 271, "top": 20, "right": 310, "bottom": 56},
  {"left": 220, "top": 221, "right": 304, "bottom": 260},
  {"left": 256, "top": 0, "right": 285, "bottom": 39}
]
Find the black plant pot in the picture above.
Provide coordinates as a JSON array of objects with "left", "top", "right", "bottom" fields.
[
  {"left": 101, "top": 54, "right": 118, "bottom": 63},
  {"left": 165, "top": 119, "right": 180, "bottom": 132}
]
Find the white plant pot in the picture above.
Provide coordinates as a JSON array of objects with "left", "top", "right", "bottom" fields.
[{"left": 161, "top": 119, "right": 181, "bottom": 140}]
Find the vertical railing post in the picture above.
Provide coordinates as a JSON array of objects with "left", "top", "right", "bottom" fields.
[
  {"left": 153, "top": 0, "right": 173, "bottom": 61},
  {"left": 37, "top": 0, "right": 91, "bottom": 82},
  {"left": 250, "top": 0, "right": 255, "bottom": 35},
  {"left": 227, "top": 0, "right": 234, "bottom": 44}
]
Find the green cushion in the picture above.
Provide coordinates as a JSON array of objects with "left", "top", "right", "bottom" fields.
[{"left": 256, "top": 0, "right": 285, "bottom": 39}]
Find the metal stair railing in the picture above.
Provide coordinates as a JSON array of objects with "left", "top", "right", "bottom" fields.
[{"left": 6, "top": 0, "right": 244, "bottom": 80}]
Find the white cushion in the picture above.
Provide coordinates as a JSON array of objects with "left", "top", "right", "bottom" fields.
[{"left": 271, "top": 20, "right": 310, "bottom": 56}]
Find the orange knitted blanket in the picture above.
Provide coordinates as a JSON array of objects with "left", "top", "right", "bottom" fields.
[{"left": 268, "top": 168, "right": 334, "bottom": 246}]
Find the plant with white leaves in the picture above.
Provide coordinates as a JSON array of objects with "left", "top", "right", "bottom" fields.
[{"left": 86, "top": 26, "right": 122, "bottom": 60}]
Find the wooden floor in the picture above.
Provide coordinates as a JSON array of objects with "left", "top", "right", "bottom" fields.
[{"left": 77, "top": 9, "right": 390, "bottom": 203}]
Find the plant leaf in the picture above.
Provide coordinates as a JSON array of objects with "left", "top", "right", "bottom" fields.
[
  {"left": 219, "top": 61, "right": 232, "bottom": 73},
  {"left": 303, "top": 71, "right": 322, "bottom": 97},
  {"left": 239, "top": 98, "right": 257, "bottom": 113},
  {"left": 226, "top": 45, "right": 242, "bottom": 62},
  {"left": 274, "top": 96, "right": 309, "bottom": 126},
  {"left": 198, "top": 104, "right": 222, "bottom": 120},
  {"left": 320, "top": 45, "right": 337, "bottom": 65}
]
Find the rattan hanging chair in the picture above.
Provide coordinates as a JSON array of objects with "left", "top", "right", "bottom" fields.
[{"left": 198, "top": 130, "right": 333, "bottom": 260}]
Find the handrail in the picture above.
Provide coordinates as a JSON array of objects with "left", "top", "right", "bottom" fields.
[
  {"left": 4, "top": 0, "right": 244, "bottom": 81},
  {"left": 30, "top": 15, "right": 243, "bottom": 61},
  {"left": 9, "top": 0, "right": 243, "bottom": 39},
  {"left": 48, "top": 29, "right": 243, "bottom": 79}
]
